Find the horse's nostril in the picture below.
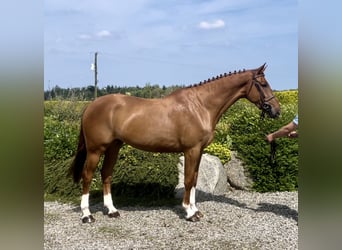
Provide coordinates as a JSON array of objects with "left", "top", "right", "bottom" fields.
[{"left": 269, "top": 110, "right": 280, "bottom": 118}]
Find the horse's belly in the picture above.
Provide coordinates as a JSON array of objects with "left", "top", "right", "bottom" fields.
[{"left": 120, "top": 131, "right": 182, "bottom": 153}]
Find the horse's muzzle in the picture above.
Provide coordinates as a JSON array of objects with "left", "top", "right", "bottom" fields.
[
  {"left": 262, "top": 103, "right": 280, "bottom": 118},
  {"left": 269, "top": 110, "right": 280, "bottom": 118}
]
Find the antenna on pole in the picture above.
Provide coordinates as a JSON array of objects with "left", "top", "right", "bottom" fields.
[
  {"left": 94, "top": 52, "right": 98, "bottom": 99},
  {"left": 91, "top": 52, "right": 98, "bottom": 99}
]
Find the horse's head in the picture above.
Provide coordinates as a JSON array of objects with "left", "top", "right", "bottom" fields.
[{"left": 246, "top": 63, "right": 280, "bottom": 118}]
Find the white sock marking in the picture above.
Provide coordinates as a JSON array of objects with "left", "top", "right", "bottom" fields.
[
  {"left": 190, "top": 187, "right": 198, "bottom": 212},
  {"left": 80, "top": 194, "right": 91, "bottom": 217},
  {"left": 103, "top": 193, "right": 118, "bottom": 214},
  {"left": 183, "top": 187, "right": 198, "bottom": 218}
]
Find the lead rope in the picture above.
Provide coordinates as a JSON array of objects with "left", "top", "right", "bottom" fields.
[
  {"left": 259, "top": 110, "right": 276, "bottom": 165},
  {"left": 270, "top": 140, "right": 277, "bottom": 166},
  {"left": 260, "top": 110, "right": 265, "bottom": 120}
]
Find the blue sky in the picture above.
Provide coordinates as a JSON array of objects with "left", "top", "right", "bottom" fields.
[{"left": 44, "top": 0, "right": 297, "bottom": 90}]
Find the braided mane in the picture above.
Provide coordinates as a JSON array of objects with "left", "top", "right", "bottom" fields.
[{"left": 186, "top": 68, "right": 246, "bottom": 88}]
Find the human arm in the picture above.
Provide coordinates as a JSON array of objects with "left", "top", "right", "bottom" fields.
[{"left": 266, "top": 121, "right": 298, "bottom": 143}]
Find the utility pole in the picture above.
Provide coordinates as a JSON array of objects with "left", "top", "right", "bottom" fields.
[{"left": 94, "top": 52, "right": 98, "bottom": 99}]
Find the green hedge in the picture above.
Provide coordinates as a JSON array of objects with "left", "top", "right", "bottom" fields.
[
  {"left": 44, "top": 116, "right": 79, "bottom": 163},
  {"left": 44, "top": 101, "right": 86, "bottom": 163},
  {"left": 225, "top": 100, "right": 298, "bottom": 192},
  {"left": 44, "top": 158, "right": 81, "bottom": 202},
  {"left": 44, "top": 146, "right": 179, "bottom": 203},
  {"left": 44, "top": 89, "right": 298, "bottom": 201},
  {"left": 204, "top": 142, "right": 231, "bottom": 164},
  {"left": 274, "top": 90, "right": 298, "bottom": 105},
  {"left": 112, "top": 146, "right": 179, "bottom": 198}
]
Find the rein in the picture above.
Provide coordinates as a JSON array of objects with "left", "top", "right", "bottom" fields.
[{"left": 270, "top": 140, "right": 277, "bottom": 166}]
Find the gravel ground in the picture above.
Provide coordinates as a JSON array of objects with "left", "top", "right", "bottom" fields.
[{"left": 44, "top": 191, "right": 298, "bottom": 250}]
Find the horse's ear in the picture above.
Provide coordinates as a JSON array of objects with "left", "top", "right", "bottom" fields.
[{"left": 257, "top": 63, "right": 267, "bottom": 74}]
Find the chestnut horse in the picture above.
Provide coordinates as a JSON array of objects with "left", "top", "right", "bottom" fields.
[{"left": 70, "top": 63, "right": 280, "bottom": 222}]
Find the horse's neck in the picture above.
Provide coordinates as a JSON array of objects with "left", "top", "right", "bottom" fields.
[{"left": 197, "top": 73, "right": 251, "bottom": 126}]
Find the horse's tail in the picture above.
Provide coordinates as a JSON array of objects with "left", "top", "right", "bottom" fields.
[{"left": 69, "top": 123, "right": 87, "bottom": 183}]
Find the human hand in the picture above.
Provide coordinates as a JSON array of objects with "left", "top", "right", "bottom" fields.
[
  {"left": 288, "top": 131, "right": 298, "bottom": 138},
  {"left": 266, "top": 134, "right": 273, "bottom": 143}
]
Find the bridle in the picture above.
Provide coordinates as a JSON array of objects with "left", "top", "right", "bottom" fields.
[
  {"left": 247, "top": 73, "right": 276, "bottom": 118},
  {"left": 247, "top": 72, "right": 278, "bottom": 164}
]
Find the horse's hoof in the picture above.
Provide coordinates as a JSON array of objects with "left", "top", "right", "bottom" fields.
[
  {"left": 108, "top": 211, "right": 120, "bottom": 218},
  {"left": 186, "top": 214, "right": 200, "bottom": 222},
  {"left": 195, "top": 211, "right": 204, "bottom": 218},
  {"left": 82, "top": 215, "right": 95, "bottom": 223}
]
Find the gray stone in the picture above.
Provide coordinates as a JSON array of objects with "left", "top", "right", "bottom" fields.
[
  {"left": 175, "top": 153, "right": 229, "bottom": 198},
  {"left": 225, "top": 151, "right": 253, "bottom": 190}
]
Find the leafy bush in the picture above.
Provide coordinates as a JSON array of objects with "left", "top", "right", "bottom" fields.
[
  {"left": 44, "top": 100, "right": 87, "bottom": 201},
  {"left": 44, "top": 101, "right": 88, "bottom": 163},
  {"left": 44, "top": 158, "right": 81, "bottom": 202},
  {"left": 111, "top": 146, "right": 179, "bottom": 199},
  {"left": 274, "top": 90, "right": 298, "bottom": 105},
  {"left": 44, "top": 116, "right": 80, "bottom": 163},
  {"left": 44, "top": 145, "right": 179, "bottom": 202},
  {"left": 204, "top": 142, "right": 231, "bottom": 164},
  {"left": 44, "top": 100, "right": 88, "bottom": 122},
  {"left": 225, "top": 101, "right": 298, "bottom": 192}
]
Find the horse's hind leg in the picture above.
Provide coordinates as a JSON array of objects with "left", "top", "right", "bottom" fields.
[
  {"left": 101, "top": 140, "right": 123, "bottom": 218},
  {"left": 81, "top": 151, "right": 101, "bottom": 223}
]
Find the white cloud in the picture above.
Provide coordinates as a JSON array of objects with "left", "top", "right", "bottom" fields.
[
  {"left": 198, "top": 19, "right": 225, "bottom": 30},
  {"left": 78, "top": 34, "right": 92, "bottom": 40},
  {"left": 96, "top": 30, "right": 112, "bottom": 38},
  {"left": 77, "top": 30, "right": 113, "bottom": 41}
]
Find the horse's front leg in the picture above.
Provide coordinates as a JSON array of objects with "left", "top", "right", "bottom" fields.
[{"left": 183, "top": 147, "right": 203, "bottom": 222}]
